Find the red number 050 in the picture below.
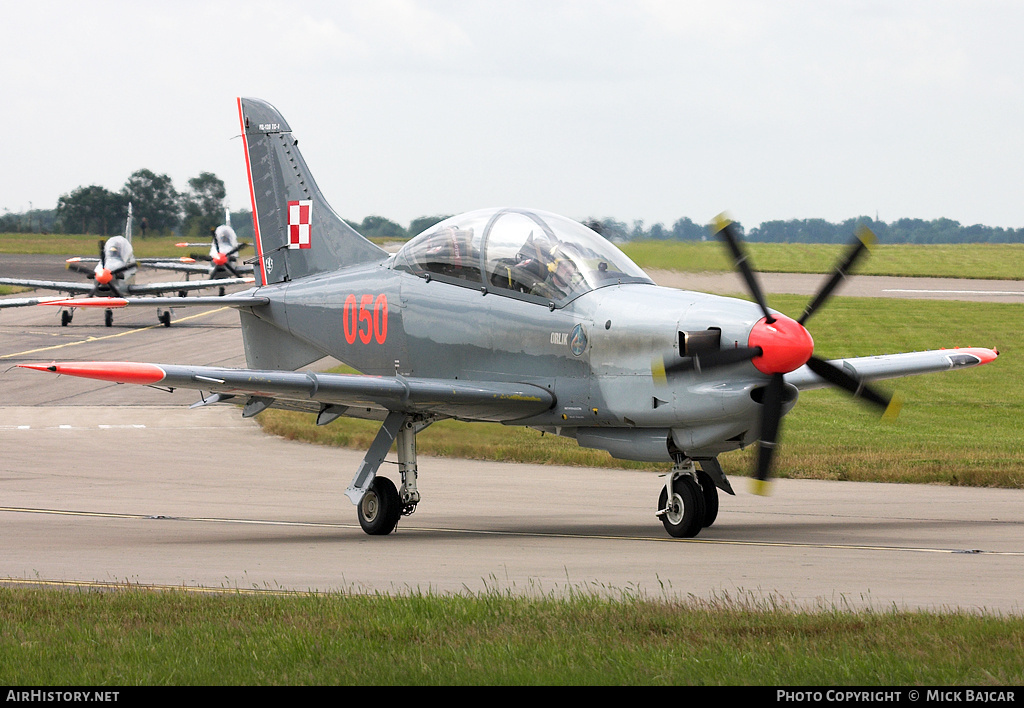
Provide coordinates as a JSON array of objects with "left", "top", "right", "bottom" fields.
[{"left": 343, "top": 293, "right": 388, "bottom": 345}]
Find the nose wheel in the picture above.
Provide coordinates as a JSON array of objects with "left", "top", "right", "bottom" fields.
[{"left": 657, "top": 460, "right": 707, "bottom": 538}]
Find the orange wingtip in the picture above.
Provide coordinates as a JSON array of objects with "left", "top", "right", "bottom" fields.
[
  {"left": 17, "top": 361, "right": 166, "bottom": 385},
  {"left": 180, "top": 257, "right": 196, "bottom": 263},
  {"left": 957, "top": 347, "right": 999, "bottom": 365},
  {"left": 38, "top": 298, "right": 128, "bottom": 308}
]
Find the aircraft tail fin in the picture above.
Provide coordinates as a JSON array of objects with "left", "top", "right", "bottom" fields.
[
  {"left": 124, "top": 202, "right": 133, "bottom": 243},
  {"left": 237, "top": 97, "right": 386, "bottom": 286}
]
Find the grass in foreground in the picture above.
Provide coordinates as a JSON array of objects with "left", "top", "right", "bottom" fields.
[
  {"left": 1, "top": 587, "right": 1022, "bottom": 685},
  {"left": 260, "top": 296, "right": 1022, "bottom": 489}
]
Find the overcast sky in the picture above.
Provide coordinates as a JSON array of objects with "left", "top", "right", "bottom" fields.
[{"left": 4, "top": 1, "right": 1023, "bottom": 231}]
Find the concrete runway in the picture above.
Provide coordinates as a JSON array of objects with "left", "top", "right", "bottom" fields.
[{"left": 1, "top": 268, "right": 1022, "bottom": 612}]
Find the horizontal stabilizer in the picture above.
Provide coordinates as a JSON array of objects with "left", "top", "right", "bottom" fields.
[
  {"left": 0, "top": 296, "right": 69, "bottom": 309},
  {"left": 38, "top": 294, "right": 269, "bottom": 309}
]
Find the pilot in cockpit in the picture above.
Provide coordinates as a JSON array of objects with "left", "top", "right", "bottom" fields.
[
  {"left": 540, "top": 242, "right": 586, "bottom": 299},
  {"left": 420, "top": 225, "right": 476, "bottom": 279},
  {"left": 505, "top": 234, "right": 585, "bottom": 300}
]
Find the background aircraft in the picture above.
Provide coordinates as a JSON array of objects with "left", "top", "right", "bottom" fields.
[
  {"left": 20, "top": 97, "right": 999, "bottom": 538},
  {"left": 0, "top": 204, "right": 253, "bottom": 326},
  {"left": 144, "top": 208, "right": 253, "bottom": 293}
]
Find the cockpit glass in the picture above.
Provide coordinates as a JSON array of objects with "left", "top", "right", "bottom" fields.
[{"left": 393, "top": 208, "right": 652, "bottom": 304}]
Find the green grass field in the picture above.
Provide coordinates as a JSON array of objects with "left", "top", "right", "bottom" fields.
[
  {"left": 3, "top": 232, "right": 1024, "bottom": 276},
  {"left": 620, "top": 240, "right": 1024, "bottom": 279},
  {"left": 0, "top": 233, "right": 189, "bottom": 257},
  {"left": 2, "top": 587, "right": 1022, "bottom": 685}
]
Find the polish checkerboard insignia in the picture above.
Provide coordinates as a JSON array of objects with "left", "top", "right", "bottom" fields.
[{"left": 288, "top": 200, "right": 312, "bottom": 249}]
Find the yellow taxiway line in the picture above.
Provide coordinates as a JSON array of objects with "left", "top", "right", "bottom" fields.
[{"left": 0, "top": 307, "right": 231, "bottom": 360}]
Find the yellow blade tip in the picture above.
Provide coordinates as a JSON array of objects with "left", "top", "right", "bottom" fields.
[
  {"left": 855, "top": 225, "right": 878, "bottom": 249},
  {"left": 711, "top": 212, "right": 733, "bottom": 234},
  {"left": 651, "top": 357, "right": 667, "bottom": 386},
  {"left": 882, "top": 391, "right": 904, "bottom": 423},
  {"left": 749, "top": 478, "right": 773, "bottom": 496}
]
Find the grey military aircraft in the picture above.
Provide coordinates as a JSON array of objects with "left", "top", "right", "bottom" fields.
[
  {"left": 144, "top": 208, "right": 254, "bottom": 291},
  {"left": 0, "top": 203, "right": 254, "bottom": 326},
  {"left": 19, "top": 97, "right": 999, "bottom": 538}
]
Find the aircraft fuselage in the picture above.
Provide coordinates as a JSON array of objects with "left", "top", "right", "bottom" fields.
[{"left": 256, "top": 257, "right": 782, "bottom": 461}]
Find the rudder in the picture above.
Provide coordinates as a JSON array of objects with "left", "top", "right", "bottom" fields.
[{"left": 237, "top": 97, "right": 386, "bottom": 286}]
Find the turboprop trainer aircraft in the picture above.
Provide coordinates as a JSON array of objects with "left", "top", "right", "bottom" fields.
[
  {"left": 0, "top": 203, "right": 254, "bottom": 326},
  {"left": 18, "top": 97, "right": 999, "bottom": 538},
  {"left": 144, "top": 208, "right": 253, "bottom": 290}
]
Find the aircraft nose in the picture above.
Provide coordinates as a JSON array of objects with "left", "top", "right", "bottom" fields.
[
  {"left": 95, "top": 268, "right": 113, "bottom": 285},
  {"left": 747, "top": 313, "right": 814, "bottom": 375},
  {"left": 213, "top": 253, "right": 228, "bottom": 266}
]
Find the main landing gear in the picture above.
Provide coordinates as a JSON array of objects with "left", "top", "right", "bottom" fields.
[
  {"left": 347, "top": 413, "right": 425, "bottom": 535},
  {"left": 656, "top": 457, "right": 724, "bottom": 538}
]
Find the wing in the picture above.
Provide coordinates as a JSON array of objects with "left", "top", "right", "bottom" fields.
[
  {"left": 141, "top": 261, "right": 254, "bottom": 275},
  {"left": 17, "top": 361, "right": 556, "bottom": 423},
  {"left": 0, "top": 277, "right": 94, "bottom": 295},
  {"left": 139, "top": 262, "right": 215, "bottom": 275},
  {"left": 786, "top": 347, "right": 998, "bottom": 390},
  {"left": 126, "top": 276, "right": 255, "bottom": 294}
]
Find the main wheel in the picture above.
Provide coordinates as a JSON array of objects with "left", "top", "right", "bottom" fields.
[
  {"left": 658, "top": 475, "right": 706, "bottom": 538},
  {"left": 358, "top": 476, "right": 402, "bottom": 535},
  {"left": 61, "top": 310, "right": 72, "bottom": 326},
  {"left": 697, "top": 470, "right": 720, "bottom": 528},
  {"left": 160, "top": 311, "right": 171, "bottom": 327}
]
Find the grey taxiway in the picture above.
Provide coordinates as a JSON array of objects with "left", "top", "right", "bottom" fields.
[{"left": 1, "top": 265, "right": 1022, "bottom": 612}]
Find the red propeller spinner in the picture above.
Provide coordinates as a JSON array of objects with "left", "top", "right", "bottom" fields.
[{"left": 747, "top": 313, "right": 815, "bottom": 375}]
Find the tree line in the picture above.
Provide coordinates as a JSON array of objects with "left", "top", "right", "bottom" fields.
[
  {"left": 2, "top": 169, "right": 237, "bottom": 239},
  {"left": 4, "top": 171, "right": 1023, "bottom": 244},
  {"left": 588, "top": 216, "right": 1024, "bottom": 244}
]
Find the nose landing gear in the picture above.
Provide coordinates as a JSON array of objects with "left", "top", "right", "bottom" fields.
[{"left": 656, "top": 457, "right": 721, "bottom": 538}]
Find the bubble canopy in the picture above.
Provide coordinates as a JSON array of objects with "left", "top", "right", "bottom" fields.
[{"left": 393, "top": 208, "right": 653, "bottom": 306}]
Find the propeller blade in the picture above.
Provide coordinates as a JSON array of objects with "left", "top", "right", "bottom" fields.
[
  {"left": 190, "top": 253, "right": 213, "bottom": 262},
  {"left": 98, "top": 240, "right": 106, "bottom": 267},
  {"left": 804, "top": 356, "right": 903, "bottom": 421},
  {"left": 66, "top": 262, "right": 95, "bottom": 276},
  {"left": 712, "top": 213, "right": 774, "bottom": 324},
  {"left": 654, "top": 346, "right": 762, "bottom": 382},
  {"left": 753, "top": 373, "right": 786, "bottom": 494},
  {"left": 798, "top": 226, "right": 877, "bottom": 325}
]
